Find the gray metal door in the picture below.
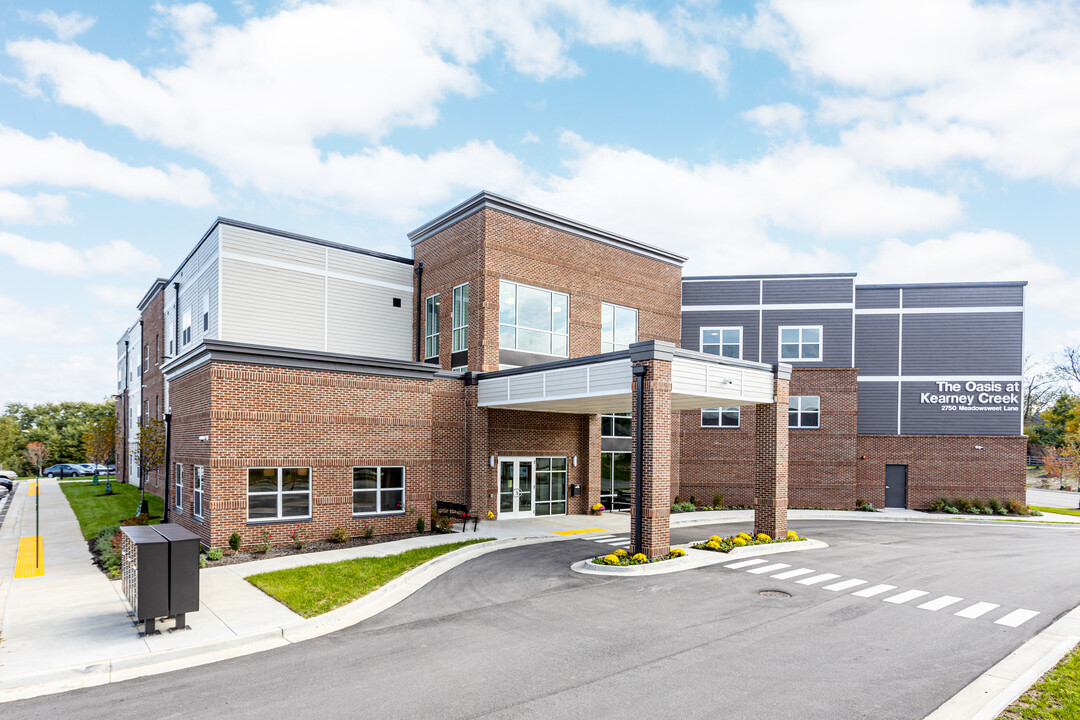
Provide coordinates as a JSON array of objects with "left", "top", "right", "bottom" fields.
[{"left": 885, "top": 464, "right": 908, "bottom": 508}]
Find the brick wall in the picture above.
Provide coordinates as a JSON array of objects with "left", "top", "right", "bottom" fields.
[
  {"left": 169, "top": 364, "right": 212, "bottom": 544},
  {"left": 140, "top": 287, "right": 166, "bottom": 496}
]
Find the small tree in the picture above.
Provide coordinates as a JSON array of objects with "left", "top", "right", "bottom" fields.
[
  {"left": 82, "top": 417, "right": 116, "bottom": 487},
  {"left": 132, "top": 417, "right": 166, "bottom": 514},
  {"left": 23, "top": 441, "right": 49, "bottom": 477}
]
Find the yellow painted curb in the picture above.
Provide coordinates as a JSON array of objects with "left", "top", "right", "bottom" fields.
[
  {"left": 14, "top": 536, "right": 44, "bottom": 578},
  {"left": 27, "top": 481, "right": 38, "bottom": 496},
  {"left": 552, "top": 528, "right": 608, "bottom": 535}
]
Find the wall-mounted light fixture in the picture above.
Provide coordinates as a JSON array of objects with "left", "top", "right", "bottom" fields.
[
  {"left": 198, "top": 435, "right": 209, "bottom": 442},
  {"left": 489, "top": 455, "right": 495, "bottom": 467},
  {"left": 974, "top": 445, "right": 984, "bottom": 450},
  {"left": 572, "top": 456, "right": 578, "bottom": 467}
]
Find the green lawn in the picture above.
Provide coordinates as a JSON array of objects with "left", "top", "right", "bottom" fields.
[
  {"left": 59, "top": 481, "right": 164, "bottom": 540},
  {"left": 1030, "top": 506, "right": 1080, "bottom": 518},
  {"left": 247, "top": 539, "right": 493, "bottom": 618},
  {"left": 1001, "top": 645, "right": 1080, "bottom": 719}
]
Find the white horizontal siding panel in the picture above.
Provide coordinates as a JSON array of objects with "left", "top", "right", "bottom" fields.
[
  {"left": 326, "top": 277, "right": 411, "bottom": 360},
  {"left": 671, "top": 357, "right": 709, "bottom": 394},
  {"left": 587, "top": 361, "right": 631, "bottom": 393},
  {"left": 220, "top": 258, "right": 324, "bottom": 351},
  {"left": 478, "top": 378, "right": 509, "bottom": 405},
  {"left": 508, "top": 374, "right": 545, "bottom": 401},
  {"left": 742, "top": 369, "right": 774, "bottom": 401},
  {"left": 221, "top": 225, "right": 324, "bottom": 269},
  {"left": 544, "top": 367, "right": 589, "bottom": 396},
  {"left": 329, "top": 248, "right": 413, "bottom": 289}
]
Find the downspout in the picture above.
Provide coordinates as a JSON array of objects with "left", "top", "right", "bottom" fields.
[
  {"left": 163, "top": 411, "right": 172, "bottom": 523},
  {"left": 632, "top": 364, "right": 647, "bottom": 556},
  {"left": 173, "top": 282, "right": 181, "bottom": 354},
  {"left": 124, "top": 339, "right": 129, "bottom": 485},
  {"left": 414, "top": 261, "right": 424, "bottom": 362}
]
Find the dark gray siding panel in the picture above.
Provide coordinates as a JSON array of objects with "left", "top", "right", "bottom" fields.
[
  {"left": 681, "top": 280, "right": 759, "bottom": 306},
  {"left": 858, "top": 382, "right": 898, "bottom": 434},
  {"left": 762, "top": 278, "right": 853, "bottom": 304},
  {"left": 855, "top": 315, "right": 899, "bottom": 375},
  {"left": 902, "top": 285, "right": 1024, "bottom": 308},
  {"left": 761, "top": 309, "right": 853, "bottom": 368},
  {"left": 902, "top": 313, "right": 1023, "bottom": 375},
  {"left": 900, "top": 382, "right": 1022, "bottom": 435},
  {"left": 855, "top": 287, "right": 900, "bottom": 309},
  {"left": 680, "top": 310, "right": 759, "bottom": 361}
]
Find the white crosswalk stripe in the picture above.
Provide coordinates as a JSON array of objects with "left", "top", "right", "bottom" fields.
[
  {"left": 603, "top": 539, "right": 629, "bottom": 545},
  {"left": 918, "top": 596, "right": 963, "bottom": 612},
  {"left": 725, "top": 558, "right": 768, "bottom": 569},
  {"left": 823, "top": 578, "right": 867, "bottom": 592},
  {"left": 746, "top": 563, "right": 790, "bottom": 575},
  {"left": 796, "top": 573, "right": 840, "bottom": 586},
  {"left": 884, "top": 590, "right": 929, "bottom": 605},
  {"left": 955, "top": 602, "right": 1000, "bottom": 619},
  {"left": 852, "top": 584, "right": 897, "bottom": 598},
  {"left": 994, "top": 609, "right": 1040, "bottom": 627},
  {"left": 589, "top": 535, "right": 617, "bottom": 541},
  {"left": 772, "top": 568, "right": 815, "bottom": 580}
]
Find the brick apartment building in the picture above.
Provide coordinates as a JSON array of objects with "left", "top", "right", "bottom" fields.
[{"left": 116, "top": 192, "right": 1026, "bottom": 554}]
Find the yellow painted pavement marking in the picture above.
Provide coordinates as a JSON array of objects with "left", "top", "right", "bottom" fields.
[
  {"left": 14, "top": 536, "right": 44, "bottom": 578},
  {"left": 553, "top": 528, "right": 608, "bottom": 535},
  {"left": 27, "top": 481, "right": 38, "bottom": 496}
]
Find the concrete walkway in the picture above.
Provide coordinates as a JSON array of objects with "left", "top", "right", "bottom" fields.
[{"left": 1, "top": 480, "right": 1077, "bottom": 703}]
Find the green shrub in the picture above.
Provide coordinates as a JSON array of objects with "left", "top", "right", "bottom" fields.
[
  {"left": 688, "top": 496, "right": 697, "bottom": 506},
  {"left": 229, "top": 532, "right": 241, "bottom": 551},
  {"left": 929, "top": 498, "right": 946, "bottom": 512},
  {"left": 199, "top": 554, "right": 208, "bottom": 568},
  {"left": 712, "top": 494, "right": 723, "bottom": 509},
  {"left": 988, "top": 498, "right": 1004, "bottom": 515},
  {"left": 416, "top": 517, "right": 425, "bottom": 533},
  {"left": 363, "top": 524, "right": 376, "bottom": 539},
  {"left": 944, "top": 505, "right": 959, "bottom": 514},
  {"left": 1005, "top": 500, "right": 1025, "bottom": 515},
  {"left": 329, "top": 526, "right": 350, "bottom": 543},
  {"left": 97, "top": 524, "right": 121, "bottom": 541},
  {"left": 953, "top": 498, "right": 971, "bottom": 513},
  {"left": 206, "top": 548, "right": 223, "bottom": 561},
  {"left": 671, "top": 501, "right": 697, "bottom": 513},
  {"left": 969, "top": 506, "right": 982, "bottom": 514},
  {"left": 968, "top": 498, "right": 985, "bottom": 513}
]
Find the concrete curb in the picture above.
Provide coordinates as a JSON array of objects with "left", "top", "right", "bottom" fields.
[
  {"left": 0, "top": 535, "right": 552, "bottom": 704},
  {"left": 925, "top": 604, "right": 1080, "bottom": 720},
  {"left": 570, "top": 539, "right": 829, "bottom": 576},
  {"left": 669, "top": 511, "right": 1080, "bottom": 530}
]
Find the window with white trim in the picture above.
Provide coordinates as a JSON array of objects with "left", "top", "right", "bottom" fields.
[
  {"left": 175, "top": 463, "right": 184, "bottom": 511},
  {"left": 789, "top": 396, "right": 820, "bottom": 428},
  {"left": 182, "top": 310, "right": 192, "bottom": 346},
  {"left": 193, "top": 465, "right": 204, "bottom": 519},
  {"left": 452, "top": 283, "right": 468, "bottom": 352},
  {"left": 701, "top": 327, "right": 742, "bottom": 359},
  {"left": 425, "top": 294, "right": 439, "bottom": 359},
  {"left": 499, "top": 280, "right": 569, "bottom": 356},
  {"left": 247, "top": 467, "right": 312, "bottom": 521},
  {"left": 143, "top": 345, "right": 149, "bottom": 372},
  {"left": 352, "top": 466, "right": 405, "bottom": 515},
  {"left": 779, "top": 326, "right": 821, "bottom": 361},
  {"left": 202, "top": 292, "right": 210, "bottom": 333},
  {"left": 702, "top": 407, "right": 740, "bottom": 428},
  {"left": 452, "top": 366, "right": 468, "bottom": 373},
  {"left": 601, "top": 302, "right": 637, "bottom": 353}
]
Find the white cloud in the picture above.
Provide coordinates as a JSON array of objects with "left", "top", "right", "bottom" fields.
[
  {"left": 89, "top": 285, "right": 146, "bottom": 307},
  {"left": 21, "top": 10, "right": 96, "bottom": 41},
  {"left": 743, "top": 102, "right": 805, "bottom": 134},
  {"left": 0, "top": 191, "right": 68, "bottom": 224},
  {"left": 0, "top": 296, "right": 70, "bottom": 342},
  {"left": 521, "top": 131, "right": 541, "bottom": 144},
  {"left": 0, "top": 232, "right": 161, "bottom": 277},
  {"left": 0, "top": 350, "right": 116, "bottom": 407}
]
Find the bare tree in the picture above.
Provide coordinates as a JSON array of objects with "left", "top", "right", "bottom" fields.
[
  {"left": 1023, "top": 354, "right": 1060, "bottom": 424},
  {"left": 132, "top": 417, "right": 166, "bottom": 514},
  {"left": 23, "top": 441, "right": 49, "bottom": 477},
  {"left": 82, "top": 417, "right": 116, "bottom": 486},
  {"left": 1054, "top": 344, "right": 1080, "bottom": 393}
]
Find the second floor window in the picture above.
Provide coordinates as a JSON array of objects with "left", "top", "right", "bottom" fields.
[
  {"left": 202, "top": 292, "right": 210, "bottom": 332},
  {"left": 789, "top": 396, "right": 821, "bottom": 428},
  {"left": 499, "top": 280, "right": 569, "bottom": 356},
  {"left": 425, "top": 294, "right": 439, "bottom": 359},
  {"left": 601, "top": 412, "right": 632, "bottom": 437},
  {"left": 452, "top": 283, "right": 469, "bottom": 352},
  {"left": 779, "top": 326, "right": 821, "bottom": 361},
  {"left": 601, "top": 302, "right": 637, "bottom": 353},
  {"left": 182, "top": 311, "right": 192, "bottom": 346},
  {"left": 701, "top": 327, "right": 741, "bottom": 359}
]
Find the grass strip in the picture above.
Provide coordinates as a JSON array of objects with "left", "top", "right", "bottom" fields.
[
  {"left": 1029, "top": 506, "right": 1080, "bottom": 518},
  {"left": 247, "top": 539, "right": 492, "bottom": 618},
  {"left": 1000, "top": 644, "right": 1080, "bottom": 719},
  {"left": 59, "top": 481, "right": 164, "bottom": 539}
]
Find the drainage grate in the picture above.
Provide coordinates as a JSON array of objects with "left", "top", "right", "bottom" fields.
[{"left": 759, "top": 590, "right": 791, "bottom": 598}]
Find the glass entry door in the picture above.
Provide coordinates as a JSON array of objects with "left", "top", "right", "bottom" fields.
[
  {"left": 498, "top": 457, "right": 535, "bottom": 519},
  {"left": 600, "top": 451, "right": 632, "bottom": 511}
]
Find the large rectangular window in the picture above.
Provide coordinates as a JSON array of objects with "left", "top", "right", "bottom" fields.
[
  {"left": 424, "top": 294, "right": 440, "bottom": 359},
  {"left": 789, "top": 396, "right": 821, "bottom": 428},
  {"left": 353, "top": 466, "right": 405, "bottom": 515},
  {"left": 452, "top": 283, "right": 469, "bottom": 352},
  {"left": 701, "top": 327, "right": 742, "bottom": 359},
  {"left": 182, "top": 311, "right": 192, "bottom": 346},
  {"left": 600, "top": 452, "right": 631, "bottom": 510},
  {"left": 702, "top": 407, "right": 740, "bottom": 428},
  {"left": 193, "top": 465, "right": 204, "bottom": 519},
  {"left": 601, "top": 302, "right": 637, "bottom": 353},
  {"left": 601, "top": 412, "right": 632, "bottom": 438},
  {"left": 175, "top": 463, "right": 184, "bottom": 511},
  {"left": 779, "top": 326, "right": 822, "bottom": 361},
  {"left": 247, "top": 467, "right": 312, "bottom": 521},
  {"left": 499, "top": 280, "right": 569, "bottom": 356},
  {"left": 533, "top": 457, "right": 567, "bottom": 516}
]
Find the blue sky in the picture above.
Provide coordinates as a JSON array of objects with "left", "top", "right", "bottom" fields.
[{"left": 1, "top": 0, "right": 1078, "bottom": 406}]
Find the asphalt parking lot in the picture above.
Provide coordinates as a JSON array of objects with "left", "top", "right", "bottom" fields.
[{"left": 6, "top": 518, "right": 1080, "bottom": 719}]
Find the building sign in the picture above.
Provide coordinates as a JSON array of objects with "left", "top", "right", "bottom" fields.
[{"left": 920, "top": 381, "right": 1021, "bottom": 413}]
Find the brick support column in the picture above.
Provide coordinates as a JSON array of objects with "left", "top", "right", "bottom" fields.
[
  {"left": 582, "top": 414, "right": 602, "bottom": 514},
  {"left": 754, "top": 369, "right": 790, "bottom": 538},
  {"left": 465, "top": 385, "right": 492, "bottom": 516},
  {"left": 629, "top": 341, "right": 673, "bottom": 558}
]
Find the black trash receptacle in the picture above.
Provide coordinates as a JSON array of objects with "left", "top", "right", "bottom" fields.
[{"left": 152, "top": 523, "right": 201, "bottom": 629}]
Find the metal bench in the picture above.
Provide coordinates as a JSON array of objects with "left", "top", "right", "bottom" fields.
[{"left": 434, "top": 500, "right": 481, "bottom": 532}]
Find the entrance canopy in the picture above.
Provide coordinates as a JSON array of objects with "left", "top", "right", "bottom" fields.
[{"left": 474, "top": 344, "right": 778, "bottom": 413}]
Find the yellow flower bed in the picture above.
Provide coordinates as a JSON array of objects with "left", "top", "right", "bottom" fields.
[
  {"left": 692, "top": 531, "right": 806, "bottom": 553},
  {"left": 590, "top": 546, "right": 690, "bottom": 567}
]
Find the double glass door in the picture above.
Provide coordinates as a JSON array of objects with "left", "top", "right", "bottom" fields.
[{"left": 498, "top": 458, "right": 534, "bottom": 519}]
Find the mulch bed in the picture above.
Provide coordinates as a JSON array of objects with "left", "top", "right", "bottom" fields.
[{"left": 205, "top": 532, "right": 448, "bottom": 567}]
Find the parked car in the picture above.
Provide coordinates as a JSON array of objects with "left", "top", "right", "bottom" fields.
[
  {"left": 105, "top": 464, "right": 116, "bottom": 473},
  {"left": 0, "top": 469, "right": 16, "bottom": 482},
  {"left": 0, "top": 474, "right": 13, "bottom": 492},
  {"left": 41, "top": 464, "right": 92, "bottom": 478},
  {"left": 78, "top": 464, "right": 111, "bottom": 474}
]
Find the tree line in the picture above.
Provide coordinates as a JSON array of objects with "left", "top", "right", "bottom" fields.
[
  {"left": 1025, "top": 343, "right": 1080, "bottom": 486},
  {"left": 0, "top": 401, "right": 116, "bottom": 477}
]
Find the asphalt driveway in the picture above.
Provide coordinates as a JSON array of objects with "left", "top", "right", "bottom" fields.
[{"left": 6, "top": 518, "right": 1080, "bottom": 719}]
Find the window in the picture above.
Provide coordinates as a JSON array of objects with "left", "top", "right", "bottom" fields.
[
  {"left": 600, "top": 452, "right": 632, "bottom": 510},
  {"left": 702, "top": 407, "right": 740, "bottom": 428},
  {"left": 352, "top": 466, "right": 405, "bottom": 515},
  {"left": 534, "top": 457, "right": 567, "bottom": 516},
  {"left": 499, "top": 280, "right": 569, "bottom": 356},
  {"left": 182, "top": 311, "right": 192, "bottom": 346},
  {"left": 143, "top": 345, "right": 149, "bottom": 372},
  {"left": 452, "top": 283, "right": 469, "bottom": 352},
  {"left": 247, "top": 467, "right": 311, "bottom": 521},
  {"left": 601, "top": 302, "right": 637, "bottom": 353},
  {"left": 202, "top": 292, "right": 210, "bottom": 333},
  {"left": 701, "top": 327, "right": 742, "bottom": 359},
  {"left": 175, "top": 463, "right": 184, "bottom": 511},
  {"left": 452, "top": 366, "right": 468, "bottom": 373},
  {"left": 145, "top": 400, "right": 150, "bottom": 423},
  {"left": 779, "top": 326, "right": 822, "bottom": 361},
  {"left": 789, "top": 396, "right": 821, "bottom": 428},
  {"left": 601, "top": 413, "right": 632, "bottom": 438},
  {"left": 193, "top": 466, "right": 204, "bottom": 519},
  {"left": 425, "top": 294, "right": 439, "bottom": 359}
]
